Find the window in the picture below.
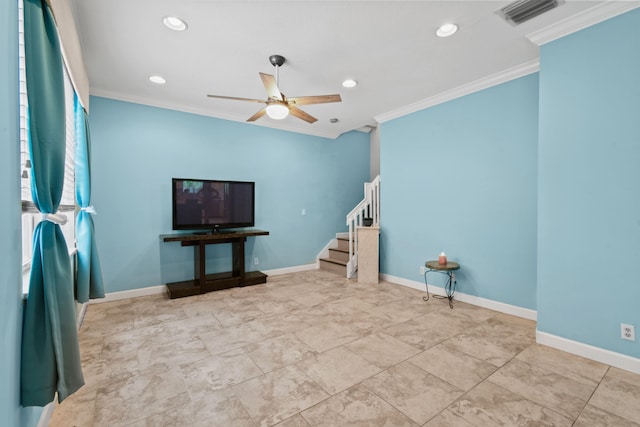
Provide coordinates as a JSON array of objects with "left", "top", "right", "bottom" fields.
[{"left": 19, "top": 0, "right": 76, "bottom": 293}]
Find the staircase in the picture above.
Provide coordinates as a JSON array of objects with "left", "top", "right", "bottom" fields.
[
  {"left": 318, "top": 176, "right": 380, "bottom": 278},
  {"left": 318, "top": 234, "right": 352, "bottom": 276}
]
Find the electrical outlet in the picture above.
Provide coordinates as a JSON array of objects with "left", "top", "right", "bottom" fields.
[
  {"left": 301, "top": 208, "right": 306, "bottom": 216},
  {"left": 621, "top": 324, "right": 635, "bottom": 341},
  {"left": 420, "top": 265, "right": 426, "bottom": 275},
  {"left": 253, "top": 257, "right": 259, "bottom": 265}
]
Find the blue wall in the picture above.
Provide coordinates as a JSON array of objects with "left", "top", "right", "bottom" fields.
[
  {"left": 537, "top": 9, "right": 640, "bottom": 357},
  {"left": 0, "top": 0, "right": 42, "bottom": 424},
  {"left": 88, "top": 97, "right": 370, "bottom": 293},
  {"left": 380, "top": 74, "right": 539, "bottom": 310}
]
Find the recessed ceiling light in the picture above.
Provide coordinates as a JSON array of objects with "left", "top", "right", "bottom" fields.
[
  {"left": 163, "top": 16, "right": 188, "bottom": 31},
  {"left": 342, "top": 79, "right": 357, "bottom": 88},
  {"left": 149, "top": 75, "right": 166, "bottom": 85},
  {"left": 436, "top": 23, "right": 458, "bottom": 38}
]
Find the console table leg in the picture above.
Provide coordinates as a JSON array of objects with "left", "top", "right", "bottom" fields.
[
  {"left": 194, "top": 242, "right": 206, "bottom": 292},
  {"left": 232, "top": 238, "right": 246, "bottom": 282}
]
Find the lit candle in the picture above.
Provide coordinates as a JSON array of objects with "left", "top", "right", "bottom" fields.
[{"left": 438, "top": 252, "right": 447, "bottom": 265}]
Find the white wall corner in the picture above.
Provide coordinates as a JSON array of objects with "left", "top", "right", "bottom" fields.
[
  {"left": 526, "top": 1, "right": 640, "bottom": 46},
  {"left": 536, "top": 330, "right": 640, "bottom": 375},
  {"left": 374, "top": 59, "right": 540, "bottom": 124}
]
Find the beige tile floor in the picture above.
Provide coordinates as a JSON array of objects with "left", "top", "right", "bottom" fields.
[{"left": 50, "top": 270, "right": 640, "bottom": 426}]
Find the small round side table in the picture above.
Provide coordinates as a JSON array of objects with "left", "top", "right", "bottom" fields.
[{"left": 423, "top": 260, "right": 460, "bottom": 309}]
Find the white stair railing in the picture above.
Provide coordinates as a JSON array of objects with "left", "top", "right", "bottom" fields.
[{"left": 346, "top": 175, "right": 380, "bottom": 278}]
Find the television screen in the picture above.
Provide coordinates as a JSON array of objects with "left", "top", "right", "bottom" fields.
[{"left": 172, "top": 178, "right": 255, "bottom": 231}]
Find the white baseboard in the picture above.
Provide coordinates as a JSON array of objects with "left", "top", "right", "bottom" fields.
[
  {"left": 380, "top": 273, "right": 537, "bottom": 321},
  {"left": 37, "top": 401, "right": 55, "bottom": 427},
  {"left": 89, "top": 284, "right": 167, "bottom": 304},
  {"left": 80, "top": 268, "right": 640, "bottom": 380},
  {"left": 381, "top": 273, "right": 639, "bottom": 374},
  {"left": 317, "top": 238, "right": 336, "bottom": 261},
  {"left": 317, "top": 232, "right": 350, "bottom": 262},
  {"left": 37, "top": 302, "right": 86, "bottom": 427},
  {"left": 90, "top": 270, "right": 538, "bottom": 322},
  {"left": 76, "top": 302, "right": 87, "bottom": 329},
  {"left": 89, "top": 264, "right": 320, "bottom": 305},
  {"left": 264, "top": 263, "right": 318, "bottom": 276},
  {"left": 536, "top": 331, "right": 640, "bottom": 375}
]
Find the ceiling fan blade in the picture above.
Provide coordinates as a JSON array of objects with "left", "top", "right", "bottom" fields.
[
  {"left": 288, "top": 94, "right": 342, "bottom": 106},
  {"left": 289, "top": 106, "right": 317, "bottom": 123},
  {"left": 247, "top": 108, "right": 267, "bottom": 122},
  {"left": 207, "top": 94, "right": 266, "bottom": 103},
  {"left": 259, "top": 73, "right": 284, "bottom": 101}
]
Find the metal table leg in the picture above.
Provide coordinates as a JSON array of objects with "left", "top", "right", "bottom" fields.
[{"left": 423, "top": 268, "right": 457, "bottom": 308}]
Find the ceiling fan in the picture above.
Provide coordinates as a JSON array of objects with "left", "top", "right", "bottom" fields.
[{"left": 207, "top": 55, "right": 341, "bottom": 124}]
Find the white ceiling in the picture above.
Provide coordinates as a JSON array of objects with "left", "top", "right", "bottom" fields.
[{"left": 70, "top": 0, "right": 636, "bottom": 139}]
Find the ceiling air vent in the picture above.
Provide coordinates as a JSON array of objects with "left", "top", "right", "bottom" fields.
[{"left": 497, "top": 0, "right": 564, "bottom": 26}]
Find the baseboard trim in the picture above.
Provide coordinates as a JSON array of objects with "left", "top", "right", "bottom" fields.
[
  {"left": 89, "top": 284, "right": 167, "bottom": 304},
  {"left": 317, "top": 239, "right": 336, "bottom": 261},
  {"left": 76, "top": 302, "right": 88, "bottom": 329},
  {"left": 88, "top": 271, "right": 539, "bottom": 322},
  {"left": 380, "top": 273, "right": 537, "bottom": 321},
  {"left": 263, "top": 263, "right": 318, "bottom": 276},
  {"left": 89, "top": 264, "right": 320, "bottom": 304},
  {"left": 37, "top": 401, "right": 55, "bottom": 427},
  {"left": 37, "top": 301, "right": 84, "bottom": 427},
  {"left": 536, "top": 331, "right": 640, "bottom": 375}
]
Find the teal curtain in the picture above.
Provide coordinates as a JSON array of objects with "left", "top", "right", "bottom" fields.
[
  {"left": 74, "top": 94, "right": 105, "bottom": 302},
  {"left": 21, "top": 0, "right": 84, "bottom": 406}
]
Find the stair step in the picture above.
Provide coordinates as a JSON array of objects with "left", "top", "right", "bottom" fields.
[
  {"left": 336, "top": 236, "right": 355, "bottom": 252},
  {"left": 319, "top": 257, "right": 347, "bottom": 276},
  {"left": 320, "top": 257, "right": 347, "bottom": 266},
  {"left": 328, "top": 248, "right": 349, "bottom": 263}
]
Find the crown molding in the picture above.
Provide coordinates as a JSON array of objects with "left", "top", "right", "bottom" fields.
[
  {"left": 375, "top": 59, "right": 540, "bottom": 124},
  {"left": 527, "top": 1, "right": 640, "bottom": 46},
  {"left": 89, "top": 89, "right": 343, "bottom": 140}
]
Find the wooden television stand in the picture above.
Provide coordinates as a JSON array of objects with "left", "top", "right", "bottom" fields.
[{"left": 160, "top": 229, "right": 269, "bottom": 299}]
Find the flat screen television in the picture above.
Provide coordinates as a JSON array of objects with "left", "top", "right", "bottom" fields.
[{"left": 172, "top": 178, "right": 255, "bottom": 233}]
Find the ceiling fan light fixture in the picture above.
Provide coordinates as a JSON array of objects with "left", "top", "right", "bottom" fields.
[
  {"left": 436, "top": 23, "right": 458, "bottom": 37},
  {"left": 266, "top": 103, "right": 289, "bottom": 120},
  {"left": 162, "top": 16, "right": 188, "bottom": 31},
  {"left": 208, "top": 55, "right": 341, "bottom": 124}
]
